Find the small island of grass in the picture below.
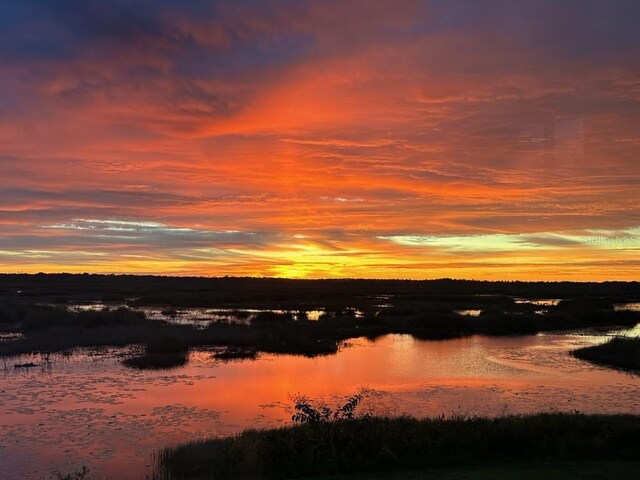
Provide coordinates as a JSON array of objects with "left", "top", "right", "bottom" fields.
[{"left": 572, "top": 337, "right": 640, "bottom": 373}]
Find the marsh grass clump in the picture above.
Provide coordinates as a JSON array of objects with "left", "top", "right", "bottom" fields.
[
  {"left": 122, "top": 351, "right": 188, "bottom": 370},
  {"left": 123, "top": 333, "right": 190, "bottom": 370},
  {"left": 573, "top": 336, "right": 640, "bottom": 372},
  {"left": 0, "top": 304, "right": 181, "bottom": 357}
]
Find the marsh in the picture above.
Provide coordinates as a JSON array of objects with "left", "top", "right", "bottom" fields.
[{"left": 1, "top": 276, "right": 639, "bottom": 479}]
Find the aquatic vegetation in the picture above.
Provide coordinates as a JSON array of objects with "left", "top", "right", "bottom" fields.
[
  {"left": 1, "top": 296, "right": 638, "bottom": 362},
  {"left": 1, "top": 275, "right": 638, "bottom": 365},
  {"left": 122, "top": 351, "right": 189, "bottom": 370},
  {"left": 122, "top": 333, "right": 190, "bottom": 370},
  {"left": 573, "top": 337, "right": 640, "bottom": 372}
]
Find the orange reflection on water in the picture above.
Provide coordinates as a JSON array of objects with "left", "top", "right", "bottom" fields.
[{"left": 1, "top": 332, "right": 639, "bottom": 479}]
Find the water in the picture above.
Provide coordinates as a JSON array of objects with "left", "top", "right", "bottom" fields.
[
  {"left": 1, "top": 329, "right": 639, "bottom": 479},
  {"left": 615, "top": 303, "right": 640, "bottom": 312},
  {"left": 67, "top": 304, "right": 327, "bottom": 326},
  {"left": 514, "top": 298, "right": 562, "bottom": 306}
]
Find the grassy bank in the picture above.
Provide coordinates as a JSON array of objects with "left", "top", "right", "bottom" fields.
[
  {"left": 156, "top": 414, "right": 640, "bottom": 479},
  {"left": 573, "top": 337, "right": 640, "bottom": 372}
]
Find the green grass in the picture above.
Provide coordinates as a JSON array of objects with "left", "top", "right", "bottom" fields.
[
  {"left": 573, "top": 337, "right": 640, "bottom": 372},
  {"left": 156, "top": 414, "right": 640, "bottom": 480}
]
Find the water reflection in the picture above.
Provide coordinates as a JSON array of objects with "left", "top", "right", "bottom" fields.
[
  {"left": 615, "top": 303, "right": 640, "bottom": 312},
  {"left": 67, "top": 303, "right": 327, "bottom": 326},
  {"left": 514, "top": 298, "right": 562, "bottom": 306},
  {"left": 1, "top": 329, "right": 639, "bottom": 479},
  {"left": 0, "top": 333, "right": 24, "bottom": 343}
]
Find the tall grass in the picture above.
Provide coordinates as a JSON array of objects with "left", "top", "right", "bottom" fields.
[{"left": 156, "top": 413, "right": 640, "bottom": 480}]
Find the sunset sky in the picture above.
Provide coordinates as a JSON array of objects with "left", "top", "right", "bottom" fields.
[{"left": 1, "top": 0, "right": 639, "bottom": 280}]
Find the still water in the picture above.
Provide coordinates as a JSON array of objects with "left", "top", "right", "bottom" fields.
[
  {"left": 1, "top": 330, "right": 639, "bottom": 479},
  {"left": 68, "top": 303, "right": 328, "bottom": 326}
]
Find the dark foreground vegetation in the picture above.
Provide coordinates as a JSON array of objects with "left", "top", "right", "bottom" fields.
[
  {"left": 573, "top": 337, "right": 640, "bottom": 373},
  {"left": 156, "top": 413, "right": 640, "bottom": 479},
  {"left": 308, "top": 462, "right": 640, "bottom": 480},
  {"left": 0, "top": 275, "right": 638, "bottom": 367},
  {"left": 2, "top": 274, "right": 638, "bottom": 307}
]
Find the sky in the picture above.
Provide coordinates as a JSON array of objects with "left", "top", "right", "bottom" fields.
[{"left": 0, "top": 0, "right": 639, "bottom": 280}]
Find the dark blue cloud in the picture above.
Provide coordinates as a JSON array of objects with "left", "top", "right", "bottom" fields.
[
  {"left": 0, "top": 0, "right": 310, "bottom": 66},
  {"left": 421, "top": 0, "right": 640, "bottom": 59},
  {"left": 2, "top": 0, "right": 638, "bottom": 79}
]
